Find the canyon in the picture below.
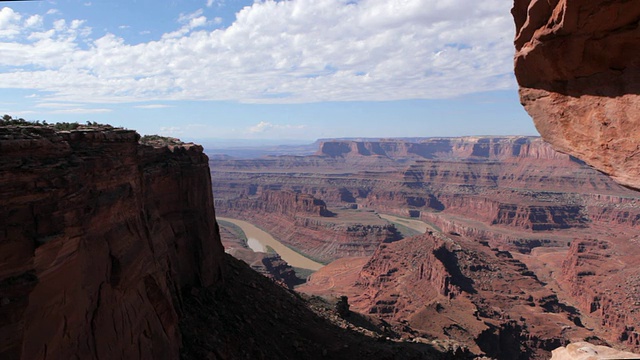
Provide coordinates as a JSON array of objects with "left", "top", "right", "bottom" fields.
[
  {"left": 0, "top": 0, "right": 638, "bottom": 359},
  {"left": 0, "top": 126, "right": 473, "bottom": 360},
  {"left": 211, "top": 136, "right": 640, "bottom": 358}
]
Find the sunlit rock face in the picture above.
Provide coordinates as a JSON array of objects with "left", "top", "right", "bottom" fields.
[
  {"left": 513, "top": 0, "right": 640, "bottom": 190},
  {"left": 550, "top": 342, "right": 640, "bottom": 360}
]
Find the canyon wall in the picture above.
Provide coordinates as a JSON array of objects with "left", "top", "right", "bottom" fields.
[
  {"left": 317, "top": 136, "right": 569, "bottom": 161},
  {"left": 513, "top": 0, "right": 640, "bottom": 353},
  {"left": 212, "top": 137, "right": 640, "bottom": 254},
  {"left": 214, "top": 136, "right": 640, "bottom": 355},
  {"left": 560, "top": 239, "right": 640, "bottom": 349},
  {"left": 349, "top": 231, "right": 589, "bottom": 359},
  {"left": 513, "top": 0, "right": 640, "bottom": 189},
  {"left": 0, "top": 127, "right": 224, "bottom": 359},
  {"left": 217, "top": 190, "right": 401, "bottom": 263}
]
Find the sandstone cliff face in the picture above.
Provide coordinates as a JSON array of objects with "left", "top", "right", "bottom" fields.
[
  {"left": 550, "top": 342, "right": 640, "bottom": 360},
  {"left": 560, "top": 239, "right": 640, "bottom": 349},
  {"left": 348, "top": 231, "right": 590, "bottom": 359},
  {"left": 225, "top": 189, "right": 334, "bottom": 217},
  {"left": 215, "top": 136, "right": 640, "bottom": 356},
  {"left": 213, "top": 137, "right": 640, "bottom": 254},
  {"left": 513, "top": 0, "right": 640, "bottom": 189},
  {"left": 317, "top": 137, "right": 570, "bottom": 161},
  {"left": 0, "top": 127, "right": 224, "bottom": 360}
]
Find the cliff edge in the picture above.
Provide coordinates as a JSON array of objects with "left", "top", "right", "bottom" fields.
[
  {"left": 513, "top": 0, "right": 640, "bottom": 189},
  {"left": 0, "top": 126, "right": 224, "bottom": 359}
]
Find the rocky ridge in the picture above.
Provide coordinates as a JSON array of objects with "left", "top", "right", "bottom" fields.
[
  {"left": 302, "top": 229, "right": 592, "bottom": 359},
  {"left": 212, "top": 137, "right": 639, "bottom": 253},
  {"left": 1, "top": 125, "right": 474, "bottom": 360},
  {"left": 513, "top": 0, "right": 640, "bottom": 190},
  {"left": 0, "top": 126, "right": 224, "bottom": 359},
  {"left": 512, "top": 0, "right": 640, "bottom": 355},
  {"left": 212, "top": 136, "right": 640, "bottom": 357}
]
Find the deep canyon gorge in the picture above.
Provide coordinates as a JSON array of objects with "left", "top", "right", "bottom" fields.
[
  {"left": 211, "top": 136, "right": 640, "bottom": 358},
  {"left": 1, "top": 0, "right": 639, "bottom": 359}
]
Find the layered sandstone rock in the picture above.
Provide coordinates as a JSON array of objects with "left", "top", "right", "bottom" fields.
[
  {"left": 513, "top": 0, "right": 640, "bottom": 189},
  {"left": 550, "top": 342, "right": 640, "bottom": 360},
  {"left": 217, "top": 190, "right": 402, "bottom": 263},
  {"left": 214, "top": 136, "right": 640, "bottom": 356},
  {"left": 303, "top": 229, "right": 592, "bottom": 359},
  {"left": 560, "top": 239, "right": 640, "bottom": 349},
  {"left": 0, "top": 126, "right": 224, "bottom": 359},
  {"left": 317, "top": 136, "right": 570, "bottom": 161},
  {"left": 212, "top": 137, "right": 640, "bottom": 254}
]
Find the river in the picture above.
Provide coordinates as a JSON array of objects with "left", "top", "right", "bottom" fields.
[
  {"left": 216, "top": 217, "right": 324, "bottom": 271},
  {"left": 378, "top": 214, "right": 431, "bottom": 233}
]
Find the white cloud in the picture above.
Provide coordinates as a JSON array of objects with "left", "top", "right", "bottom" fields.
[
  {"left": 134, "top": 104, "right": 172, "bottom": 109},
  {"left": 0, "top": 0, "right": 517, "bottom": 104},
  {"left": 206, "top": 0, "right": 223, "bottom": 8},
  {"left": 159, "top": 126, "right": 183, "bottom": 135},
  {"left": 24, "top": 15, "right": 43, "bottom": 28},
  {"left": 50, "top": 108, "right": 111, "bottom": 114},
  {"left": 36, "top": 102, "right": 82, "bottom": 108},
  {"left": 0, "top": 7, "right": 22, "bottom": 38},
  {"left": 249, "top": 121, "right": 305, "bottom": 134},
  {"left": 163, "top": 9, "right": 209, "bottom": 39}
]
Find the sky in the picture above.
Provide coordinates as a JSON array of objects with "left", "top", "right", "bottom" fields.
[{"left": 0, "top": 0, "right": 538, "bottom": 143}]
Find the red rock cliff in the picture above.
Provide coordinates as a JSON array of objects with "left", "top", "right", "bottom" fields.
[
  {"left": 513, "top": 0, "right": 640, "bottom": 189},
  {"left": 0, "top": 127, "right": 224, "bottom": 360}
]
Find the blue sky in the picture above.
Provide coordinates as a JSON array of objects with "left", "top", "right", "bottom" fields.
[{"left": 0, "top": 0, "right": 537, "bottom": 143}]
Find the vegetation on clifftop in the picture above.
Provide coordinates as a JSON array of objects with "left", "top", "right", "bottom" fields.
[
  {"left": 1, "top": 114, "right": 112, "bottom": 130},
  {"left": 139, "top": 134, "right": 184, "bottom": 146}
]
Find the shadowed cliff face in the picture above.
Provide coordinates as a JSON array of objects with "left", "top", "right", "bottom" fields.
[
  {"left": 0, "top": 127, "right": 224, "bottom": 360},
  {"left": 513, "top": 0, "right": 640, "bottom": 189}
]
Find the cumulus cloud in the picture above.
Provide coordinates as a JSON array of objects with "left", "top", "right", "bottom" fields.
[
  {"left": 0, "top": 7, "right": 22, "bottom": 38},
  {"left": 0, "top": 0, "right": 517, "bottom": 104}
]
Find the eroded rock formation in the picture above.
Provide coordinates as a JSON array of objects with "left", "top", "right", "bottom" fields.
[
  {"left": 550, "top": 341, "right": 640, "bottom": 360},
  {"left": 302, "top": 230, "right": 591, "bottom": 359},
  {"left": 513, "top": 0, "right": 640, "bottom": 189},
  {"left": 0, "top": 126, "right": 224, "bottom": 359},
  {"left": 0, "top": 126, "right": 476, "bottom": 360},
  {"left": 218, "top": 190, "right": 401, "bottom": 263},
  {"left": 214, "top": 137, "right": 640, "bottom": 356},
  {"left": 560, "top": 239, "right": 640, "bottom": 349},
  {"left": 212, "top": 137, "right": 639, "bottom": 254}
]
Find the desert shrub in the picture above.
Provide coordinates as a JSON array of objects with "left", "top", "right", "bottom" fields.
[{"left": 140, "top": 134, "right": 184, "bottom": 146}]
